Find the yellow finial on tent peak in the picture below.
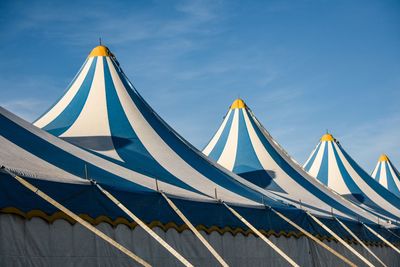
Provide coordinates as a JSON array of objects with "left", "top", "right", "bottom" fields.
[
  {"left": 89, "top": 45, "right": 111, "bottom": 57},
  {"left": 321, "top": 133, "right": 334, "bottom": 142},
  {"left": 379, "top": 154, "right": 389, "bottom": 162},
  {"left": 230, "top": 99, "right": 246, "bottom": 109}
]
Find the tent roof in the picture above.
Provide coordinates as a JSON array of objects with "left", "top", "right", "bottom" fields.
[
  {"left": 372, "top": 154, "right": 400, "bottom": 197},
  {"left": 304, "top": 133, "right": 400, "bottom": 221},
  {"left": 202, "top": 99, "right": 393, "bottom": 223},
  {"left": 33, "top": 45, "right": 283, "bottom": 206}
]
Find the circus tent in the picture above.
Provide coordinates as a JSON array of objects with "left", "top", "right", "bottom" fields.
[
  {"left": 371, "top": 154, "right": 400, "bottom": 197},
  {"left": 304, "top": 133, "right": 400, "bottom": 222},
  {"left": 202, "top": 99, "right": 392, "bottom": 223},
  {"left": 1, "top": 45, "right": 399, "bottom": 266}
]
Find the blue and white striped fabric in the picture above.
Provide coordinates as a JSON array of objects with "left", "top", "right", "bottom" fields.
[
  {"left": 33, "top": 45, "right": 283, "bottom": 206},
  {"left": 304, "top": 134, "right": 400, "bottom": 221},
  {"left": 203, "top": 99, "right": 395, "bottom": 222},
  {"left": 372, "top": 155, "right": 400, "bottom": 197}
]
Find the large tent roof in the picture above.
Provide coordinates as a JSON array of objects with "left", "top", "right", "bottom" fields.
[
  {"left": 1, "top": 106, "right": 306, "bottom": 232},
  {"left": 304, "top": 134, "right": 400, "bottom": 221},
  {"left": 202, "top": 99, "right": 391, "bottom": 223},
  {"left": 33, "top": 45, "right": 285, "bottom": 206},
  {"left": 371, "top": 154, "right": 400, "bottom": 197}
]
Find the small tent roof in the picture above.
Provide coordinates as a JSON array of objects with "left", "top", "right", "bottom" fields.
[
  {"left": 304, "top": 133, "right": 400, "bottom": 221},
  {"left": 371, "top": 154, "right": 400, "bottom": 197},
  {"left": 202, "top": 98, "right": 392, "bottom": 223}
]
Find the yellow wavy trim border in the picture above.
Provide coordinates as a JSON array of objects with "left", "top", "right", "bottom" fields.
[{"left": 0, "top": 207, "right": 394, "bottom": 247}]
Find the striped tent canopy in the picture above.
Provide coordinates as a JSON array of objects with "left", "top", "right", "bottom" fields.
[
  {"left": 1, "top": 106, "right": 302, "bottom": 231},
  {"left": 304, "top": 133, "right": 400, "bottom": 222},
  {"left": 33, "top": 45, "right": 279, "bottom": 206},
  {"left": 2, "top": 45, "right": 400, "bottom": 265},
  {"left": 2, "top": 44, "right": 365, "bottom": 236},
  {"left": 2, "top": 107, "right": 399, "bottom": 265},
  {"left": 202, "top": 99, "right": 392, "bottom": 223},
  {"left": 372, "top": 154, "right": 400, "bottom": 197}
]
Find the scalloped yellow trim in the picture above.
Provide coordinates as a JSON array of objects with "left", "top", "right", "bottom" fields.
[{"left": 0, "top": 207, "right": 393, "bottom": 247}]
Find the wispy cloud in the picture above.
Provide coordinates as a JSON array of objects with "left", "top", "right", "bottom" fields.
[
  {"left": 1, "top": 98, "right": 46, "bottom": 122},
  {"left": 340, "top": 115, "right": 400, "bottom": 170}
]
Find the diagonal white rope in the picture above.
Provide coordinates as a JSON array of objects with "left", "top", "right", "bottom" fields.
[
  {"left": 271, "top": 208, "right": 356, "bottom": 267},
  {"left": 94, "top": 183, "right": 193, "bottom": 267},
  {"left": 2, "top": 169, "right": 150, "bottom": 267},
  {"left": 307, "top": 211, "right": 374, "bottom": 267},
  {"left": 160, "top": 192, "right": 229, "bottom": 267},
  {"left": 334, "top": 217, "right": 387, "bottom": 267},
  {"left": 222, "top": 203, "right": 299, "bottom": 267},
  {"left": 362, "top": 223, "right": 400, "bottom": 255}
]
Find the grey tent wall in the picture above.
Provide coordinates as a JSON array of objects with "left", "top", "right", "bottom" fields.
[{"left": 0, "top": 213, "right": 398, "bottom": 267}]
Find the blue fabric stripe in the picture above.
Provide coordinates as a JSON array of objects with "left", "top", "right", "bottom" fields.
[
  {"left": 338, "top": 145, "right": 400, "bottom": 209},
  {"left": 101, "top": 58, "right": 199, "bottom": 193},
  {"left": 34, "top": 59, "right": 89, "bottom": 124},
  {"left": 208, "top": 110, "right": 235, "bottom": 161},
  {"left": 330, "top": 144, "right": 363, "bottom": 194},
  {"left": 385, "top": 162, "right": 400, "bottom": 196},
  {"left": 43, "top": 57, "right": 98, "bottom": 136},
  {"left": 303, "top": 142, "right": 322, "bottom": 171},
  {"left": 315, "top": 142, "right": 329, "bottom": 185},
  {"left": 374, "top": 163, "right": 382, "bottom": 182},
  {"left": 108, "top": 59, "right": 275, "bottom": 206},
  {"left": 233, "top": 109, "right": 264, "bottom": 174}
]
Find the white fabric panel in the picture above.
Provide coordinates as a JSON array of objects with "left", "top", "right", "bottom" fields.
[
  {"left": 217, "top": 109, "right": 239, "bottom": 171},
  {"left": 34, "top": 58, "right": 93, "bottom": 128},
  {"left": 307, "top": 141, "right": 326, "bottom": 178},
  {"left": 303, "top": 144, "right": 318, "bottom": 168},
  {"left": 380, "top": 164, "right": 388, "bottom": 188},
  {"left": 60, "top": 57, "right": 122, "bottom": 162},
  {"left": 106, "top": 58, "right": 256, "bottom": 205},
  {"left": 371, "top": 163, "right": 379, "bottom": 178},
  {"left": 203, "top": 109, "right": 232, "bottom": 156},
  {"left": 1, "top": 214, "right": 399, "bottom": 267},
  {"left": 327, "top": 142, "right": 351, "bottom": 195},
  {"left": 0, "top": 136, "right": 85, "bottom": 184}
]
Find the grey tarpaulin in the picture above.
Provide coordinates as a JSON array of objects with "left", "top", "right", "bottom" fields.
[{"left": 0, "top": 214, "right": 399, "bottom": 267}]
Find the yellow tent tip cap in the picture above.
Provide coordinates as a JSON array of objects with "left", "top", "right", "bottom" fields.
[
  {"left": 379, "top": 154, "right": 389, "bottom": 162},
  {"left": 230, "top": 99, "right": 246, "bottom": 109},
  {"left": 321, "top": 133, "right": 334, "bottom": 142},
  {"left": 89, "top": 45, "right": 111, "bottom": 57}
]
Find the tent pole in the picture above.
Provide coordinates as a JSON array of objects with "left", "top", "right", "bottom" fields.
[
  {"left": 93, "top": 183, "right": 193, "bottom": 267},
  {"left": 222, "top": 202, "right": 300, "bottom": 267},
  {"left": 160, "top": 192, "right": 229, "bottom": 267},
  {"left": 362, "top": 223, "right": 400, "bottom": 255},
  {"left": 270, "top": 208, "right": 356, "bottom": 267},
  {"left": 2, "top": 168, "right": 150, "bottom": 267},
  {"left": 306, "top": 211, "right": 374, "bottom": 266},
  {"left": 334, "top": 217, "right": 387, "bottom": 267}
]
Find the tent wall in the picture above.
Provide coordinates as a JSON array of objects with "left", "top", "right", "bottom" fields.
[{"left": 1, "top": 214, "right": 398, "bottom": 267}]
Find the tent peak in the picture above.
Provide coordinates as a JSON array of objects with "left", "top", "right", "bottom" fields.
[
  {"left": 379, "top": 154, "right": 389, "bottom": 162},
  {"left": 320, "top": 133, "right": 334, "bottom": 142},
  {"left": 89, "top": 45, "right": 111, "bottom": 57},
  {"left": 230, "top": 98, "right": 246, "bottom": 109}
]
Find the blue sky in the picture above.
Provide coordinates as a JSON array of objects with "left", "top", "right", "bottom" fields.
[{"left": 1, "top": 0, "right": 399, "bottom": 170}]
